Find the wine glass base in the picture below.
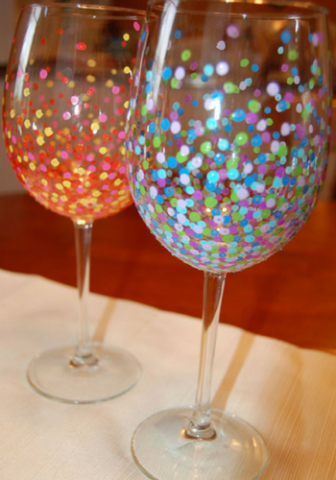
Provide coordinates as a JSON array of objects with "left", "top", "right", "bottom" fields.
[
  {"left": 27, "top": 343, "right": 141, "bottom": 404},
  {"left": 131, "top": 407, "right": 267, "bottom": 480}
]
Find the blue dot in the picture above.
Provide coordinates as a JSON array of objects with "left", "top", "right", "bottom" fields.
[
  {"left": 149, "top": 122, "right": 156, "bottom": 133},
  {"left": 214, "top": 153, "right": 225, "bottom": 164},
  {"left": 206, "top": 118, "right": 217, "bottom": 130},
  {"left": 161, "top": 118, "right": 170, "bottom": 131},
  {"left": 251, "top": 64, "right": 259, "bottom": 72},
  {"left": 168, "top": 157, "right": 177, "bottom": 168},
  {"left": 191, "top": 100, "right": 198, "bottom": 107},
  {"left": 207, "top": 171, "right": 219, "bottom": 183},
  {"left": 218, "top": 138, "right": 230, "bottom": 151},
  {"left": 281, "top": 30, "right": 291, "bottom": 44},
  {"left": 264, "top": 106, "right": 271, "bottom": 114},
  {"left": 162, "top": 67, "right": 172, "bottom": 80},
  {"left": 203, "top": 64, "right": 214, "bottom": 76},
  {"left": 228, "top": 169, "right": 239, "bottom": 180},
  {"left": 174, "top": 30, "right": 181, "bottom": 39}
]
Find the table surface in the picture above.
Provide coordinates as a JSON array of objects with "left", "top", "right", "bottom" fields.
[{"left": 1, "top": 193, "right": 336, "bottom": 353}]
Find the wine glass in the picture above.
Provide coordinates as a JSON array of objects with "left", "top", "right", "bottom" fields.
[
  {"left": 126, "top": 0, "right": 331, "bottom": 478},
  {"left": 2, "top": 3, "right": 145, "bottom": 404}
]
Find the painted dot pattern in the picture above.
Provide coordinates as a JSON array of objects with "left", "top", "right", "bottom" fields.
[
  {"left": 3, "top": 9, "right": 142, "bottom": 222},
  {"left": 127, "top": 11, "right": 331, "bottom": 274}
]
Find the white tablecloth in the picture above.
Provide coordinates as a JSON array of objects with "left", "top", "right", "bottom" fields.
[{"left": 0, "top": 269, "right": 335, "bottom": 479}]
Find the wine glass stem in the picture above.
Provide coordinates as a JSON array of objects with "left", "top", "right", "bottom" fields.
[
  {"left": 71, "top": 220, "right": 98, "bottom": 368},
  {"left": 186, "top": 272, "right": 226, "bottom": 439}
]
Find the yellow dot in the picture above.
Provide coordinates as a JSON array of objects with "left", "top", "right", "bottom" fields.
[
  {"left": 17, "top": 155, "right": 22, "bottom": 163},
  {"left": 51, "top": 158, "right": 60, "bottom": 167},
  {"left": 46, "top": 80, "right": 54, "bottom": 88},
  {"left": 99, "top": 147, "right": 108, "bottom": 154},
  {"left": 36, "top": 136, "right": 45, "bottom": 146},
  {"left": 124, "top": 100, "right": 129, "bottom": 108},
  {"left": 68, "top": 81, "right": 75, "bottom": 88},
  {"left": 46, "top": 109, "right": 53, "bottom": 117},
  {"left": 111, "top": 69, "right": 117, "bottom": 75},
  {"left": 63, "top": 180, "right": 71, "bottom": 188},
  {"left": 119, "top": 145, "right": 126, "bottom": 155},
  {"left": 10, "top": 109, "right": 15, "bottom": 118},
  {"left": 36, "top": 110, "right": 43, "bottom": 118},
  {"left": 87, "top": 59, "right": 96, "bottom": 67},
  {"left": 23, "top": 88, "right": 30, "bottom": 97},
  {"left": 29, "top": 162, "right": 36, "bottom": 171},
  {"left": 60, "top": 195, "right": 68, "bottom": 202},
  {"left": 9, "top": 145, "right": 13, "bottom": 153},
  {"left": 51, "top": 197, "right": 58, "bottom": 203},
  {"left": 99, "top": 172, "right": 108, "bottom": 180},
  {"left": 123, "top": 66, "right": 130, "bottom": 74},
  {"left": 87, "top": 75, "right": 96, "bottom": 83},
  {"left": 45, "top": 127, "right": 53, "bottom": 137},
  {"left": 105, "top": 79, "right": 113, "bottom": 87},
  {"left": 56, "top": 183, "right": 64, "bottom": 191},
  {"left": 114, "top": 179, "right": 122, "bottom": 186},
  {"left": 41, "top": 179, "right": 48, "bottom": 186},
  {"left": 24, "top": 119, "right": 31, "bottom": 129},
  {"left": 78, "top": 167, "right": 86, "bottom": 176},
  {"left": 85, "top": 181, "right": 91, "bottom": 187},
  {"left": 123, "top": 33, "right": 130, "bottom": 41},
  {"left": 92, "top": 190, "right": 101, "bottom": 198},
  {"left": 63, "top": 127, "right": 70, "bottom": 135},
  {"left": 23, "top": 155, "right": 28, "bottom": 162},
  {"left": 42, "top": 192, "right": 48, "bottom": 198},
  {"left": 82, "top": 94, "right": 89, "bottom": 102},
  {"left": 91, "top": 122, "right": 100, "bottom": 132}
]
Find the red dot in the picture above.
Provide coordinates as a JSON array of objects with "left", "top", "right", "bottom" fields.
[
  {"left": 41, "top": 38, "right": 46, "bottom": 44},
  {"left": 76, "top": 42, "right": 87, "bottom": 51}
]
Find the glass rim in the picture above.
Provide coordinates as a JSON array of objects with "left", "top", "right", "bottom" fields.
[
  {"left": 147, "top": 0, "right": 329, "bottom": 19},
  {"left": 22, "top": 3, "right": 146, "bottom": 20}
]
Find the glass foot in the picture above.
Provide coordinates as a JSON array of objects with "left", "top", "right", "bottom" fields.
[
  {"left": 27, "top": 342, "right": 141, "bottom": 404},
  {"left": 132, "top": 407, "right": 267, "bottom": 480}
]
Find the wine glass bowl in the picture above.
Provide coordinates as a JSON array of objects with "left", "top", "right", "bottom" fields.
[
  {"left": 127, "top": 0, "right": 331, "bottom": 478},
  {"left": 3, "top": 3, "right": 144, "bottom": 403}
]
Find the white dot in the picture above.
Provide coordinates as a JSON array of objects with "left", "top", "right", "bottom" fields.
[
  {"left": 266, "top": 81, "right": 280, "bottom": 96},
  {"left": 216, "top": 40, "right": 226, "bottom": 50},
  {"left": 216, "top": 61, "right": 229, "bottom": 76}
]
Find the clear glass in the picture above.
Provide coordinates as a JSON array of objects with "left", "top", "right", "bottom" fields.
[
  {"left": 127, "top": 0, "right": 331, "bottom": 477},
  {"left": 2, "top": 3, "right": 145, "bottom": 403}
]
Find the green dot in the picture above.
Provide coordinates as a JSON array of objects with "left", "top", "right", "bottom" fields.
[
  {"left": 288, "top": 49, "right": 298, "bottom": 61},
  {"left": 235, "top": 132, "right": 248, "bottom": 146},
  {"left": 171, "top": 78, "right": 179, "bottom": 89},
  {"left": 230, "top": 191, "right": 240, "bottom": 203},
  {"left": 226, "top": 158, "right": 239, "bottom": 169},
  {"left": 153, "top": 136, "right": 161, "bottom": 148},
  {"left": 170, "top": 198, "right": 177, "bottom": 207},
  {"left": 278, "top": 144, "right": 287, "bottom": 157},
  {"left": 176, "top": 152, "right": 188, "bottom": 163},
  {"left": 287, "top": 77, "right": 294, "bottom": 85},
  {"left": 203, "top": 227, "right": 211, "bottom": 236},
  {"left": 190, "top": 212, "right": 201, "bottom": 222},
  {"left": 261, "top": 209, "right": 271, "bottom": 219},
  {"left": 200, "top": 141, "right": 212, "bottom": 154},
  {"left": 223, "top": 81, "right": 240, "bottom": 94},
  {"left": 240, "top": 58, "right": 249, "bottom": 67},
  {"left": 141, "top": 105, "right": 148, "bottom": 116},
  {"left": 155, "top": 204, "right": 163, "bottom": 213},
  {"left": 266, "top": 118, "right": 273, "bottom": 126},
  {"left": 222, "top": 234, "right": 234, "bottom": 242},
  {"left": 190, "top": 72, "right": 197, "bottom": 79},
  {"left": 232, "top": 212, "right": 242, "bottom": 221},
  {"left": 205, "top": 197, "right": 217, "bottom": 208},
  {"left": 142, "top": 160, "right": 149, "bottom": 169},
  {"left": 181, "top": 49, "right": 191, "bottom": 61},
  {"left": 248, "top": 100, "right": 261, "bottom": 113}
]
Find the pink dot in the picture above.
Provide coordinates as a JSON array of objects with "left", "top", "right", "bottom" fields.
[
  {"left": 87, "top": 154, "right": 94, "bottom": 161},
  {"left": 102, "top": 163, "right": 110, "bottom": 171},
  {"left": 98, "top": 113, "right": 107, "bottom": 122},
  {"left": 133, "top": 21, "right": 140, "bottom": 31},
  {"left": 71, "top": 96, "right": 79, "bottom": 105},
  {"left": 118, "top": 131, "right": 126, "bottom": 139},
  {"left": 88, "top": 165, "right": 96, "bottom": 172},
  {"left": 112, "top": 86, "right": 120, "bottom": 94},
  {"left": 60, "top": 151, "right": 68, "bottom": 159},
  {"left": 63, "top": 111, "right": 71, "bottom": 120},
  {"left": 39, "top": 69, "right": 48, "bottom": 80},
  {"left": 63, "top": 172, "right": 71, "bottom": 178}
]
